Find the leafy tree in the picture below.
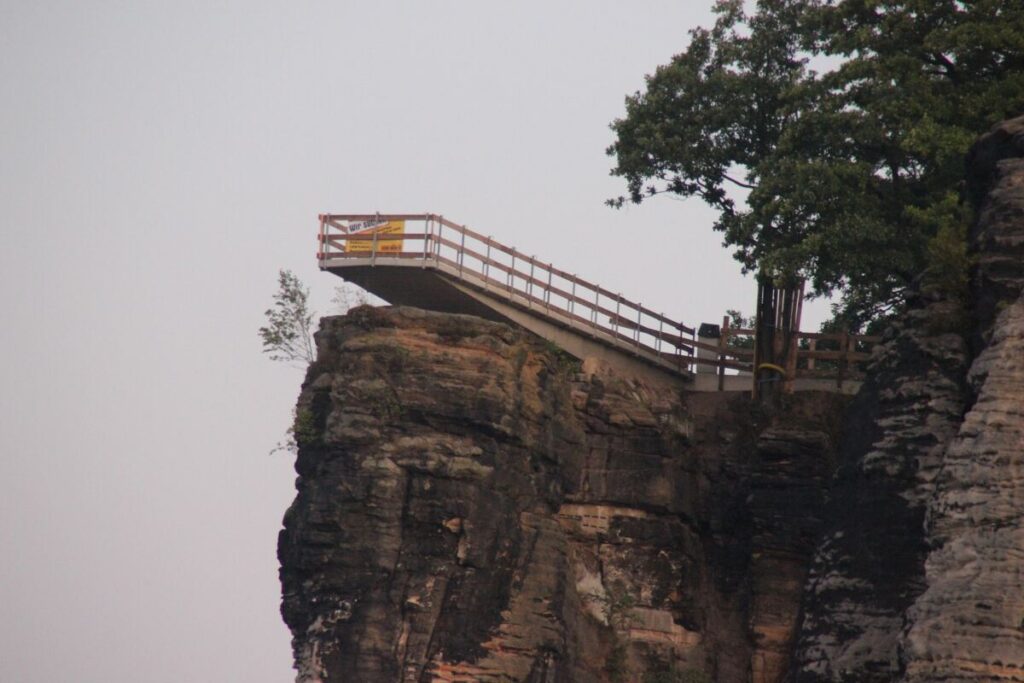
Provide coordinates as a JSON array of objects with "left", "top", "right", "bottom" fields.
[
  {"left": 608, "top": 0, "right": 809, "bottom": 282},
  {"left": 609, "top": 0, "right": 1024, "bottom": 329},
  {"left": 259, "top": 269, "right": 316, "bottom": 365}
]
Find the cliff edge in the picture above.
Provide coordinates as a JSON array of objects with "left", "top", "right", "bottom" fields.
[{"left": 278, "top": 116, "right": 1024, "bottom": 683}]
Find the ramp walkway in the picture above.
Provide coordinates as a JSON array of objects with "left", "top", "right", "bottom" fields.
[{"left": 317, "top": 214, "right": 877, "bottom": 392}]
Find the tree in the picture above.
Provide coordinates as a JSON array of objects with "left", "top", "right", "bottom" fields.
[
  {"left": 608, "top": 0, "right": 809, "bottom": 280},
  {"left": 608, "top": 0, "right": 1024, "bottom": 329},
  {"left": 259, "top": 269, "right": 316, "bottom": 365}
]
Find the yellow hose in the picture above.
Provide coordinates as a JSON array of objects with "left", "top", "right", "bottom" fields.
[{"left": 757, "top": 363, "right": 787, "bottom": 375}]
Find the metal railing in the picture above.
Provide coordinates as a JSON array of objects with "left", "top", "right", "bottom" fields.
[
  {"left": 318, "top": 213, "right": 699, "bottom": 373},
  {"left": 317, "top": 213, "right": 882, "bottom": 387}
]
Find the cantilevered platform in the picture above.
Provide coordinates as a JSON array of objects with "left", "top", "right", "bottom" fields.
[
  {"left": 319, "top": 214, "right": 702, "bottom": 388},
  {"left": 317, "top": 214, "right": 877, "bottom": 393}
]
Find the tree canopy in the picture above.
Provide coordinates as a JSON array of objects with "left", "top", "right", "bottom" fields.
[{"left": 608, "top": 0, "right": 1024, "bottom": 329}]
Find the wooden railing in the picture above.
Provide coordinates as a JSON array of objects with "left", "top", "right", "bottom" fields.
[
  {"left": 317, "top": 213, "right": 882, "bottom": 389},
  {"left": 318, "top": 214, "right": 699, "bottom": 373},
  {"left": 713, "top": 320, "right": 881, "bottom": 390}
]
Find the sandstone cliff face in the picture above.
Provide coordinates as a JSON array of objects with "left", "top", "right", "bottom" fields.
[
  {"left": 899, "top": 117, "right": 1024, "bottom": 682},
  {"left": 792, "top": 115, "right": 1024, "bottom": 682},
  {"left": 278, "top": 117, "right": 1024, "bottom": 683},
  {"left": 278, "top": 306, "right": 848, "bottom": 682}
]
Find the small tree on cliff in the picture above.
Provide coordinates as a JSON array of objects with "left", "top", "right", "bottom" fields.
[{"left": 259, "top": 269, "right": 316, "bottom": 365}]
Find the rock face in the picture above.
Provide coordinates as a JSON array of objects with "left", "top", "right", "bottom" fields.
[
  {"left": 792, "top": 114, "right": 1024, "bottom": 682},
  {"left": 278, "top": 306, "right": 848, "bottom": 682},
  {"left": 278, "top": 116, "right": 1024, "bottom": 683},
  {"left": 791, "top": 296, "right": 971, "bottom": 681},
  {"left": 899, "top": 117, "right": 1024, "bottom": 682}
]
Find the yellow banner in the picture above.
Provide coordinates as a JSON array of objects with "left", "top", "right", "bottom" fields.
[{"left": 344, "top": 220, "right": 405, "bottom": 254}]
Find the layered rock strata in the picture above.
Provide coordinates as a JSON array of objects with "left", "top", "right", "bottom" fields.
[
  {"left": 278, "top": 114, "right": 1024, "bottom": 683},
  {"left": 900, "top": 116, "right": 1024, "bottom": 682},
  {"left": 278, "top": 306, "right": 848, "bottom": 682},
  {"left": 793, "top": 114, "right": 1024, "bottom": 682}
]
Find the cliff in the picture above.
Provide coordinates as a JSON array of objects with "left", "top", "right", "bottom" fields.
[
  {"left": 278, "top": 116, "right": 1024, "bottom": 683},
  {"left": 792, "top": 114, "right": 1024, "bottom": 683},
  {"left": 277, "top": 304, "right": 850, "bottom": 682}
]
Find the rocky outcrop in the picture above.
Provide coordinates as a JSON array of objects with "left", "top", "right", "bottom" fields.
[
  {"left": 278, "top": 306, "right": 849, "bottom": 682},
  {"left": 791, "top": 296, "right": 971, "bottom": 681},
  {"left": 278, "top": 117, "right": 1024, "bottom": 683},
  {"left": 966, "top": 115, "right": 1024, "bottom": 340},
  {"left": 792, "top": 114, "right": 1024, "bottom": 683},
  {"left": 899, "top": 116, "right": 1024, "bottom": 682},
  {"left": 901, "top": 294, "right": 1024, "bottom": 682}
]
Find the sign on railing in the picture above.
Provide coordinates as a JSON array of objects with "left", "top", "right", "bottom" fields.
[{"left": 343, "top": 219, "right": 405, "bottom": 254}]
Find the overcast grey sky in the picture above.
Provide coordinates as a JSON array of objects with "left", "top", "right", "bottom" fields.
[{"left": 0, "top": 2, "right": 834, "bottom": 681}]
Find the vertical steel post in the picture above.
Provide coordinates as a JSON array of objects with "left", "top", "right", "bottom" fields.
[
  {"left": 546, "top": 268, "right": 552, "bottom": 309},
  {"left": 459, "top": 225, "right": 466, "bottom": 275},
  {"left": 437, "top": 217, "right": 444, "bottom": 265},
  {"left": 484, "top": 238, "right": 491, "bottom": 281},
  {"left": 635, "top": 304, "right": 642, "bottom": 350},
  {"left": 509, "top": 250, "right": 516, "bottom": 292},
  {"left": 318, "top": 215, "right": 326, "bottom": 262},
  {"left": 527, "top": 257, "right": 535, "bottom": 307}
]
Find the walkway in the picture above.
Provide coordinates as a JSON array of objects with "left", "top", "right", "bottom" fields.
[{"left": 317, "top": 214, "right": 876, "bottom": 393}]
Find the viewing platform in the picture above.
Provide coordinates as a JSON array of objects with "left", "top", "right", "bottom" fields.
[{"left": 318, "top": 214, "right": 878, "bottom": 393}]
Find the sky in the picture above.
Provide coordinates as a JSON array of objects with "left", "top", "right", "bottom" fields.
[{"left": 0, "top": 2, "right": 834, "bottom": 681}]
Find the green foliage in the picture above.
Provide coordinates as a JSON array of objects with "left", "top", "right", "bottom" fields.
[
  {"left": 259, "top": 269, "right": 316, "bottom": 365},
  {"left": 917, "top": 193, "right": 972, "bottom": 302},
  {"left": 608, "top": 0, "right": 808, "bottom": 275},
  {"left": 292, "top": 407, "right": 318, "bottom": 445},
  {"left": 270, "top": 406, "right": 318, "bottom": 455},
  {"left": 609, "top": 0, "right": 1024, "bottom": 328},
  {"left": 725, "top": 309, "right": 756, "bottom": 349},
  {"left": 592, "top": 582, "right": 639, "bottom": 682}
]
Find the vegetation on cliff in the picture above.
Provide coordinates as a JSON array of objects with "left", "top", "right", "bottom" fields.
[{"left": 608, "top": 0, "right": 1024, "bottom": 329}]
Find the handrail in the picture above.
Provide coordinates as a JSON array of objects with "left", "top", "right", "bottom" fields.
[
  {"left": 317, "top": 214, "right": 882, "bottom": 385},
  {"left": 318, "top": 213, "right": 699, "bottom": 372},
  {"left": 717, "top": 322, "right": 880, "bottom": 388}
]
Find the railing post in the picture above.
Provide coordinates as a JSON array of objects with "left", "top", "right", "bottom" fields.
[
  {"left": 635, "top": 303, "right": 642, "bottom": 350},
  {"left": 436, "top": 216, "right": 443, "bottom": 265},
  {"left": 678, "top": 326, "right": 685, "bottom": 373},
  {"left": 422, "top": 216, "right": 430, "bottom": 267},
  {"left": 807, "top": 338, "right": 816, "bottom": 371},
  {"left": 657, "top": 317, "right": 664, "bottom": 353},
  {"left": 546, "top": 267, "right": 552, "bottom": 310},
  {"left": 570, "top": 278, "right": 576, "bottom": 316},
  {"left": 484, "top": 237, "right": 491, "bottom": 280},
  {"left": 718, "top": 315, "right": 729, "bottom": 391},
  {"left": 614, "top": 294, "right": 621, "bottom": 332},
  {"left": 837, "top": 331, "right": 849, "bottom": 390},
  {"left": 527, "top": 256, "right": 535, "bottom": 307},
  {"left": 318, "top": 215, "right": 327, "bottom": 262},
  {"left": 593, "top": 290, "right": 599, "bottom": 324},
  {"left": 458, "top": 225, "right": 466, "bottom": 275},
  {"left": 509, "top": 249, "right": 516, "bottom": 292}
]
